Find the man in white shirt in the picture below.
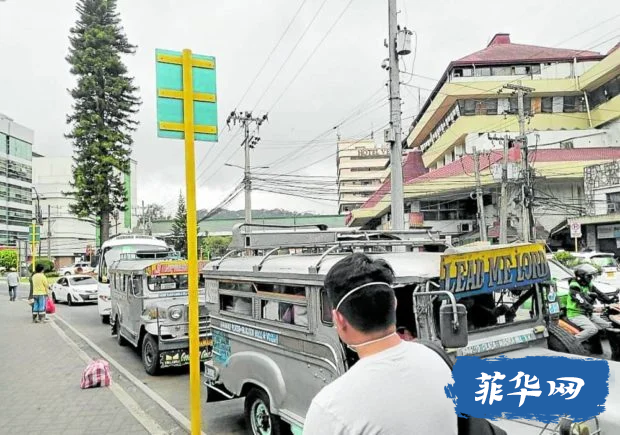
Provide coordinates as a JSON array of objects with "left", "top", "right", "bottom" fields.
[
  {"left": 7, "top": 267, "right": 19, "bottom": 302},
  {"left": 303, "top": 253, "right": 457, "bottom": 435}
]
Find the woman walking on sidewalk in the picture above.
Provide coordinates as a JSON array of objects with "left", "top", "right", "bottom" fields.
[{"left": 31, "top": 264, "right": 49, "bottom": 323}]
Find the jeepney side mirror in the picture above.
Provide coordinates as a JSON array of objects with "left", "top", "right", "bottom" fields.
[{"left": 439, "top": 303, "right": 468, "bottom": 348}]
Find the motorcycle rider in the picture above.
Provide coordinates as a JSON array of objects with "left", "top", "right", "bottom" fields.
[{"left": 567, "top": 263, "right": 614, "bottom": 341}]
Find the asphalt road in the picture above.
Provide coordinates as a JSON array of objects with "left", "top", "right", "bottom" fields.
[{"left": 5, "top": 283, "right": 247, "bottom": 435}]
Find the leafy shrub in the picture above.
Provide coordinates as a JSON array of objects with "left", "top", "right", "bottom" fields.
[
  {"left": 33, "top": 259, "right": 55, "bottom": 273},
  {"left": 0, "top": 250, "right": 17, "bottom": 270},
  {"left": 553, "top": 251, "right": 582, "bottom": 269},
  {"left": 45, "top": 272, "right": 60, "bottom": 278}
]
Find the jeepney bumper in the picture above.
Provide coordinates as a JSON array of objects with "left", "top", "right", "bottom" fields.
[{"left": 154, "top": 318, "right": 213, "bottom": 369}]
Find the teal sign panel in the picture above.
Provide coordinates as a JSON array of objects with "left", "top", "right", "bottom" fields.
[{"left": 155, "top": 49, "right": 218, "bottom": 142}]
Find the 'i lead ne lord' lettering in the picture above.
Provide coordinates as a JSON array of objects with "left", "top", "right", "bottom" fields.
[{"left": 442, "top": 251, "right": 550, "bottom": 293}]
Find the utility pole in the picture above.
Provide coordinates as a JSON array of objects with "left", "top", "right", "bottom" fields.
[
  {"left": 500, "top": 135, "right": 509, "bottom": 244},
  {"left": 473, "top": 146, "right": 488, "bottom": 242},
  {"left": 226, "top": 111, "right": 268, "bottom": 229},
  {"left": 501, "top": 81, "right": 535, "bottom": 242},
  {"left": 387, "top": 0, "right": 404, "bottom": 231},
  {"left": 47, "top": 204, "right": 52, "bottom": 261}
]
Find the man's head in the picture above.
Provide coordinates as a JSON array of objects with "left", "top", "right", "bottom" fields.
[
  {"left": 324, "top": 253, "right": 396, "bottom": 344},
  {"left": 35, "top": 263, "right": 45, "bottom": 273},
  {"left": 574, "top": 263, "right": 597, "bottom": 286}
]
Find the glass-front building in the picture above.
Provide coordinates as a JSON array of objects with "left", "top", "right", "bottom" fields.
[{"left": 0, "top": 115, "right": 33, "bottom": 246}]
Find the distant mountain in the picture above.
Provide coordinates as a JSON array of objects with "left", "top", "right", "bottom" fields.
[{"left": 196, "top": 209, "right": 318, "bottom": 220}]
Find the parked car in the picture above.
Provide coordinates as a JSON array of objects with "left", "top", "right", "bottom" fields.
[
  {"left": 50, "top": 275, "right": 98, "bottom": 306},
  {"left": 59, "top": 261, "right": 94, "bottom": 276}
]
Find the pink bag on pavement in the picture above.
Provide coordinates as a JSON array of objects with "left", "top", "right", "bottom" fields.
[
  {"left": 46, "top": 298, "right": 56, "bottom": 314},
  {"left": 80, "top": 359, "right": 111, "bottom": 389}
]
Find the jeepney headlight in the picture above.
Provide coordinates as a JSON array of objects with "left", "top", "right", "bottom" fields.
[
  {"left": 570, "top": 423, "right": 590, "bottom": 435},
  {"left": 144, "top": 307, "right": 167, "bottom": 320},
  {"left": 169, "top": 306, "right": 183, "bottom": 321}
]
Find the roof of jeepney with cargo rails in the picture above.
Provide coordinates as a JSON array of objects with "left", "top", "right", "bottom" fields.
[{"left": 202, "top": 251, "right": 443, "bottom": 284}]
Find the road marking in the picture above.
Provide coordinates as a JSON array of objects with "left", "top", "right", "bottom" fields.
[
  {"left": 49, "top": 319, "right": 167, "bottom": 435},
  {"left": 52, "top": 312, "right": 206, "bottom": 435}
]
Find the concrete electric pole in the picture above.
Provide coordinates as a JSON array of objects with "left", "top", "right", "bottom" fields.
[
  {"left": 226, "top": 111, "right": 268, "bottom": 229},
  {"left": 47, "top": 204, "right": 52, "bottom": 260},
  {"left": 473, "top": 146, "right": 488, "bottom": 242},
  {"left": 500, "top": 135, "right": 509, "bottom": 244},
  {"left": 387, "top": 0, "right": 404, "bottom": 231},
  {"left": 501, "top": 81, "right": 535, "bottom": 242}
]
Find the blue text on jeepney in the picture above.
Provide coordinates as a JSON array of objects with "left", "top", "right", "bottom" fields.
[
  {"left": 212, "top": 330, "right": 231, "bottom": 366},
  {"left": 220, "top": 321, "right": 279, "bottom": 345}
]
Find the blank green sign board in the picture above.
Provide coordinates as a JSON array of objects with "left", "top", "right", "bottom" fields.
[{"left": 155, "top": 49, "right": 218, "bottom": 142}]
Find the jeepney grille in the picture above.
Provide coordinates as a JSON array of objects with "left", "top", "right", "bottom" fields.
[{"left": 180, "top": 306, "right": 209, "bottom": 336}]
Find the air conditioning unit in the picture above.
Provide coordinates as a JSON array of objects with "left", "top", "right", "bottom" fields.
[
  {"left": 608, "top": 203, "right": 618, "bottom": 213},
  {"left": 458, "top": 222, "right": 472, "bottom": 233}
]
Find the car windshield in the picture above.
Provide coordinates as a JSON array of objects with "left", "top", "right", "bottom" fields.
[
  {"left": 147, "top": 274, "right": 189, "bottom": 291},
  {"left": 70, "top": 277, "right": 97, "bottom": 286},
  {"left": 548, "top": 260, "right": 573, "bottom": 281},
  {"left": 590, "top": 256, "right": 618, "bottom": 268}
]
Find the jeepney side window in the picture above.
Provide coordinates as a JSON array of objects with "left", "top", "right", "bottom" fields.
[
  {"left": 219, "top": 281, "right": 254, "bottom": 316},
  {"left": 131, "top": 275, "right": 143, "bottom": 296},
  {"left": 256, "top": 283, "right": 307, "bottom": 326},
  {"left": 320, "top": 288, "right": 333, "bottom": 325}
]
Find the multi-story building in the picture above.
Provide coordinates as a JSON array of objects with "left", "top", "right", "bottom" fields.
[
  {"left": 0, "top": 114, "right": 33, "bottom": 246},
  {"left": 337, "top": 140, "right": 390, "bottom": 213},
  {"left": 349, "top": 33, "right": 620, "bottom": 242},
  {"left": 32, "top": 154, "right": 138, "bottom": 267}
]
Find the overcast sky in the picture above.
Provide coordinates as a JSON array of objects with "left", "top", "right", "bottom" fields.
[{"left": 0, "top": 0, "right": 618, "bottom": 215}]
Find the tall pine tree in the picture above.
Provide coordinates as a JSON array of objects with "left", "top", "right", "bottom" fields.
[
  {"left": 171, "top": 192, "right": 188, "bottom": 256},
  {"left": 66, "top": 0, "right": 140, "bottom": 244}
]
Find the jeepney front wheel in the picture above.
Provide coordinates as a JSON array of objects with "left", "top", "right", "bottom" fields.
[
  {"left": 142, "top": 333, "right": 161, "bottom": 376},
  {"left": 245, "top": 387, "right": 287, "bottom": 435}
]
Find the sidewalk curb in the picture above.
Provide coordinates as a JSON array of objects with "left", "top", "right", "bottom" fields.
[
  {"left": 49, "top": 320, "right": 167, "bottom": 435},
  {"left": 53, "top": 313, "right": 207, "bottom": 435}
]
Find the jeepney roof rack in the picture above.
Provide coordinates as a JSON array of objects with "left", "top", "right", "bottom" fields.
[
  {"left": 211, "top": 238, "right": 448, "bottom": 273},
  {"left": 229, "top": 223, "right": 444, "bottom": 251}
]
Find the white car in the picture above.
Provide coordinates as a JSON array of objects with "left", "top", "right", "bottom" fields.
[
  {"left": 573, "top": 251, "right": 620, "bottom": 289},
  {"left": 51, "top": 275, "right": 99, "bottom": 306},
  {"left": 59, "top": 261, "right": 94, "bottom": 276}
]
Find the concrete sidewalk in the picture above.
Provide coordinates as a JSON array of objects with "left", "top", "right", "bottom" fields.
[{"left": 0, "top": 297, "right": 151, "bottom": 434}]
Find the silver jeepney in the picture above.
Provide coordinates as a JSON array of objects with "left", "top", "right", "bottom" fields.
[
  {"left": 109, "top": 257, "right": 212, "bottom": 375},
  {"left": 203, "top": 240, "right": 614, "bottom": 435}
]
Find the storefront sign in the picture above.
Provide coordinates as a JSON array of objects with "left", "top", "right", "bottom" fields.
[
  {"left": 409, "top": 212, "right": 424, "bottom": 227},
  {"left": 357, "top": 148, "right": 389, "bottom": 157},
  {"left": 440, "top": 244, "right": 550, "bottom": 295},
  {"left": 597, "top": 224, "right": 620, "bottom": 240}
]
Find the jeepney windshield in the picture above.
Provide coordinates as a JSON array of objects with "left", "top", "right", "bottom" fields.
[{"left": 147, "top": 274, "right": 189, "bottom": 291}]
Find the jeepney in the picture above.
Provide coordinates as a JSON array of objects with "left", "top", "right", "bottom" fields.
[
  {"left": 109, "top": 255, "right": 212, "bottom": 375},
  {"left": 202, "top": 240, "right": 617, "bottom": 435}
]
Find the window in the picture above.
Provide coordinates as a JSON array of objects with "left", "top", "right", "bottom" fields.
[
  {"left": 220, "top": 295, "right": 252, "bottom": 316},
  {"left": 321, "top": 288, "right": 333, "bottom": 324},
  {"left": 563, "top": 96, "right": 578, "bottom": 113},
  {"left": 131, "top": 275, "right": 143, "bottom": 296},
  {"left": 261, "top": 300, "right": 308, "bottom": 326},
  {"left": 484, "top": 99, "right": 498, "bottom": 115},
  {"left": 7, "top": 137, "right": 32, "bottom": 161},
  {"left": 530, "top": 65, "right": 541, "bottom": 74},
  {"left": 70, "top": 276, "right": 97, "bottom": 286},
  {"left": 587, "top": 75, "right": 620, "bottom": 108},
  {"left": 148, "top": 274, "right": 188, "bottom": 291},
  {"left": 461, "top": 100, "right": 476, "bottom": 115},
  {"left": 509, "top": 96, "right": 532, "bottom": 115},
  {"left": 475, "top": 67, "right": 491, "bottom": 77},
  {"left": 219, "top": 281, "right": 254, "bottom": 292},
  {"left": 492, "top": 66, "right": 512, "bottom": 76},
  {"left": 541, "top": 97, "right": 553, "bottom": 113}
]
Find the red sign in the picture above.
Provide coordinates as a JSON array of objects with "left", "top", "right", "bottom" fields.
[{"left": 147, "top": 260, "right": 207, "bottom": 276}]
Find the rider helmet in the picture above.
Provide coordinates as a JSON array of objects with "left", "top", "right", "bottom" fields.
[{"left": 573, "top": 263, "right": 598, "bottom": 286}]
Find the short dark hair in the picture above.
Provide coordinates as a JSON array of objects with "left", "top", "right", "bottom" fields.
[
  {"left": 35, "top": 263, "right": 45, "bottom": 273},
  {"left": 324, "top": 253, "right": 395, "bottom": 333}
]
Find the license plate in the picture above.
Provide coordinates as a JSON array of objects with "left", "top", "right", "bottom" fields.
[
  {"left": 89, "top": 295, "right": 97, "bottom": 300},
  {"left": 200, "top": 338, "right": 212, "bottom": 347},
  {"left": 205, "top": 365, "right": 216, "bottom": 380},
  {"left": 549, "top": 302, "right": 560, "bottom": 315}
]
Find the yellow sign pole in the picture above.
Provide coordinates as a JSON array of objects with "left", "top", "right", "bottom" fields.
[
  {"left": 31, "top": 221, "right": 36, "bottom": 273},
  {"left": 181, "top": 48, "right": 202, "bottom": 434}
]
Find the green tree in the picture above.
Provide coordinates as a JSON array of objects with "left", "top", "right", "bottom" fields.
[
  {"left": 171, "top": 193, "right": 188, "bottom": 256},
  {"left": 66, "top": 0, "right": 141, "bottom": 244},
  {"left": 0, "top": 250, "right": 17, "bottom": 270},
  {"left": 202, "top": 236, "right": 232, "bottom": 260}
]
